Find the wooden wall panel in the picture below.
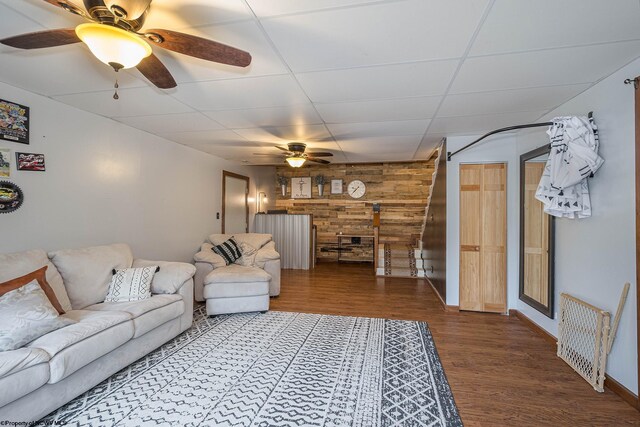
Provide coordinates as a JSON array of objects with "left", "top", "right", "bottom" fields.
[
  {"left": 275, "top": 159, "right": 435, "bottom": 261},
  {"left": 459, "top": 163, "right": 507, "bottom": 313}
]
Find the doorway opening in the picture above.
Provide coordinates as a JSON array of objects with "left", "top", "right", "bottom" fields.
[{"left": 222, "top": 171, "right": 250, "bottom": 233}]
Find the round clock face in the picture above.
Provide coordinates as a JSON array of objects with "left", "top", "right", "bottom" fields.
[{"left": 347, "top": 180, "right": 366, "bottom": 199}]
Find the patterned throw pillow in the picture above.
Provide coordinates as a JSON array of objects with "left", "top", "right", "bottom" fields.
[
  {"left": 0, "top": 265, "right": 66, "bottom": 314},
  {"left": 212, "top": 238, "right": 242, "bottom": 265},
  {"left": 0, "top": 280, "right": 75, "bottom": 351},
  {"left": 105, "top": 266, "right": 158, "bottom": 303}
]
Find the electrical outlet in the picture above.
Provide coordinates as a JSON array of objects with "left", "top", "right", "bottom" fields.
[{"left": 216, "top": 212, "right": 220, "bottom": 219}]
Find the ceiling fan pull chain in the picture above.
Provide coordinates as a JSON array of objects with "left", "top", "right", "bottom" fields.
[{"left": 113, "top": 78, "right": 119, "bottom": 100}]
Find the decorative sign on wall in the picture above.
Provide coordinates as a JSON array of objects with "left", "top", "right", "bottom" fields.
[
  {"left": 0, "top": 99, "right": 29, "bottom": 144},
  {"left": 0, "top": 181, "right": 23, "bottom": 213},
  {"left": 331, "top": 179, "right": 343, "bottom": 194},
  {"left": 16, "top": 152, "right": 45, "bottom": 171},
  {"left": 0, "top": 148, "right": 10, "bottom": 178},
  {"left": 291, "top": 176, "right": 311, "bottom": 199}
]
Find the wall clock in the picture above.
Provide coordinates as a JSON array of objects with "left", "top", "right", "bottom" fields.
[{"left": 347, "top": 180, "right": 366, "bottom": 199}]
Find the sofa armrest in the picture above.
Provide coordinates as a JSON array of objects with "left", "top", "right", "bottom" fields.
[
  {"left": 194, "top": 262, "right": 214, "bottom": 302},
  {"left": 264, "top": 259, "right": 281, "bottom": 297},
  {"left": 132, "top": 259, "right": 196, "bottom": 295},
  {"left": 176, "top": 279, "right": 194, "bottom": 332},
  {"left": 255, "top": 241, "right": 280, "bottom": 268}
]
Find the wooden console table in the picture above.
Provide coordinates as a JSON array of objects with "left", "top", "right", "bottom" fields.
[{"left": 336, "top": 233, "right": 375, "bottom": 263}]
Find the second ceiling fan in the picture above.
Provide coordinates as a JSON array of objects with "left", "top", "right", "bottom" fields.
[{"left": 0, "top": 0, "right": 251, "bottom": 89}]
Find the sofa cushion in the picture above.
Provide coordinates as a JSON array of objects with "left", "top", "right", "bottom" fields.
[
  {"left": 204, "top": 281, "right": 269, "bottom": 299},
  {"left": 0, "top": 363, "right": 50, "bottom": 408},
  {"left": 106, "top": 266, "right": 157, "bottom": 302},
  {"left": 28, "top": 309, "right": 133, "bottom": 383},
  {"left": 86, "top": 294, "right": 183, "bottom": 338},
  {"left": 204, "top": 264, "right": 271, "bottom": 284},
  {"left": 0, "top": 249, "right": 72, "bottom": 312},
  {"left": 0, "top": 347, "right": 50, "bottom": 379},
  {"left": 132, "top": 259, "right": 196, "bottom": 294},
  {"left": 0, "top": 280, "right": 76, "bottom": 351},
  {"left": 49, "top": 243, "right": 134, "bottom": 309}
]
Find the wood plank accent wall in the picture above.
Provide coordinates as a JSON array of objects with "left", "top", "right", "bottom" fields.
[{"left": 275, "top": 159, "right": 436, "bottom": 262}]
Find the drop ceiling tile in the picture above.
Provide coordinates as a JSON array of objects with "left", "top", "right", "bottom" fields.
[
  {"left": 413, "top": 134, "right": 445, "bottom": 160},
  {"left": 0, "top": 3, "right": 45, "bottom": 38},
  {"left": 429, "top": 110, "right": 548, "bottom": 135},
  {"left": 150, "top": 21, "right": 288, "bottom": 83},
  {"left": 233, "top": 124, "right": 333, "bottom": 143},
  {"left": 0, "top": 0, "right": 85, "bottom": 30},
  {"left": 452, "top": 41, "right": 640, "bottom": 94},
  {"left": 0, "top": 45, "right": 145, "bottom": 96},
  {"left": 171, "top": 74, "right": 309, "bottom": 111},
  {"left": 439, "top": 84, "right": 591, "bottom": 117},
  {"left": 185, "top": 144, "right": 262, "bottom": 161},
  {"left": 327, "top": 119, "right": 429, "bottom": 139},
  {"left": 162, "top": 129, "right": 251, "bottom": 146},
  {"left": 142, "top": 0, "right": 253, "bottom": 29},
  {"left": 340, "top": 135, "right": 423, "bottom": 162},
  {"left": 113, "top": 112, "right": 224, "bottom": 135},
  {"left": 314, "top": 96, "right": 441, "bottom": 123},
  {"left": 204, "top": 104, "right": 322, "bottom": 129},
  {"left": 297, "top": 60, "right": 458, "bottom": 103},
  {"left": 245, "top": 0, "right": 387, "bottom": 18},
  {"left": 52, "top": 87, "right": 193, "bottom": 117},
  {"left": 260, "top": 0, "right": 488, "bottom": 72},
  {"left": 471, "top": 0, "right": 640, "bottom": 56}
]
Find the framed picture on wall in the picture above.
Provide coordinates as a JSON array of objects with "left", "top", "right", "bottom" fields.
[
  {"left": 0, "top": 148, "right": 10, "bottom": 177},
  {"left": 0, "top": 99, "right": 29, "bottom": 144},
  {"left": 331, "top": 179, "right": 343, "bottom": 194},
  {"left": 16, "top": 152, "right": 45, "bottom": 171},
  {"left": 291, "top": 176, "right": 311, "bottom": 199}
]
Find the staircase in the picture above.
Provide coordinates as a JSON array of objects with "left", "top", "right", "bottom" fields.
[{"left": 376, "top": 146, "right": 442, "bottom": 278}]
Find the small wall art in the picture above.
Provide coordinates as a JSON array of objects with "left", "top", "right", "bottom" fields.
[
  {"left": 0, "top": 181, "right": 23, "bottom": 213},
  {"left": 0, "top": 99, "right": 29, "bottom": 144},
  {"left": 16, "top": 152, "right": 45, "bottom": 171},
  {"left": 331, "top": 179, "right": 343, "bottom": 194},
  {"left": 291, "top": 176, "right": 311, "bottom": 199},
  {"left": 0, "top": 148, "right": 10, "bottom": 177}
]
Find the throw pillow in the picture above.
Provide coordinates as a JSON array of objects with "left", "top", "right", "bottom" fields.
[
  {"left": 0, "top": 266, "right": 66, "bottom": 314},
  {"left": 235, "top": 241, "right": 258, "bottom": 267},
  {"left": 0, "top": 280, "right": 76, "bottom": 351},
  {"left": 105, "top": 266, "right": 158, "bottom": 303},
  {"left": 212, "top": 238, "right": 242, "bottom": 265}
]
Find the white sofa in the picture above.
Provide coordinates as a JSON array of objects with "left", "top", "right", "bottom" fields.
[
  {"left": 0, "top": 243, "right": 195, "bottom": 422},
  {"left": 193, "top": 233, "right": 281, "bottom": 315}
]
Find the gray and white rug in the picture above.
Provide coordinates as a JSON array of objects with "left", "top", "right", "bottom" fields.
[{"left": 45, "top": 307, "right": 462, "bottom": 426}]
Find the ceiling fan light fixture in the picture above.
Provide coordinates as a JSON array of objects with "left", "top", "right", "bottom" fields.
[
  {"left": 75, "top": 23, "right": 151, "bottom": 70},
  {"left": 286, "top": 156, "right": 306, "bottom": 168}
]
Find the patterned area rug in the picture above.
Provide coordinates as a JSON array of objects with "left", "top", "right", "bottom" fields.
[{"left": 44, "top": 307, "right": 461, "bottom": 426}]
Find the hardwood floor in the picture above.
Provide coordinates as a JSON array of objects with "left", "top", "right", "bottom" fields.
[{"left": 271, "top": 263, "right": 640, "bottom": 426}]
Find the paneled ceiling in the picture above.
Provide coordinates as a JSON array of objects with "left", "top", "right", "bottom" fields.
[{"left": 1, "top": 0, "right": 640, "bottom": 164}]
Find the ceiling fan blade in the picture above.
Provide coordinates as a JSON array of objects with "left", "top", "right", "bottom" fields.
[
  {"left": 144, "top": 29, "right": 251, "bottom": 67},
  {"left": 307, "top": 157, "right": 331, "bottom": 164},
  {"left": 275, "top": 146, "right": 292, "bottom": 152},
  {"left": 42, "top": 0, "right": 87, "bottom": 17},
  {"left": 306, "top": 151, "right": 333, "bottom": 157},
  {"left": 252, "top": 153, "right": 285, "bottom": 157},
  {"left": 136, "top": 53, "right": 177, "bottom": 89},
  {"left": 0, "top": 29, "right": 81, "bottom": 49}
]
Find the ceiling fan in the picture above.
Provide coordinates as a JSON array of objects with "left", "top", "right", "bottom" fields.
[
  {"left": 0, "top": 0, "right": 251, "bottom": 90},
  {"left": 257, "top": 143, "right": 333, "bottom": 167}
]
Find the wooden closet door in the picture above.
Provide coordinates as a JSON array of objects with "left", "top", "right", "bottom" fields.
[{"left": 459, "top": 163, "right": 507, "bottom": 313}]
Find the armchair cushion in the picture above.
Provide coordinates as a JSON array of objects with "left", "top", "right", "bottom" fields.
[
  {"left": 132, "top": 259, "right": 196, "bottom": 294},
  {"left": 205, "top": 264, "right": 271, "bottom": 284},
  {"left": 194, "top": 243, "right": 227, "bottom": 268},
  {"left": 209, "top": 233, "right": 272, "bottom": 252}
]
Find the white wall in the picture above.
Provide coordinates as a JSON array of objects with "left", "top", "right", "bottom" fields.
[
  {"left": 0, "top": 81, "right": 276, "bottom": 262},
  {"left": 446, "top": 58, "right": 639, "bottom": 394},
  {"left": 445, "top": 133, "right": 520, "bottom": 309},
  {"left": 516, "top": 59, "right": 639, "bottom": 394}
]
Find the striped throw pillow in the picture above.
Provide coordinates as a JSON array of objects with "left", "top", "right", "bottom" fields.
[{"left": 212, "top": 238, "right": 242, "bottom": 265}]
